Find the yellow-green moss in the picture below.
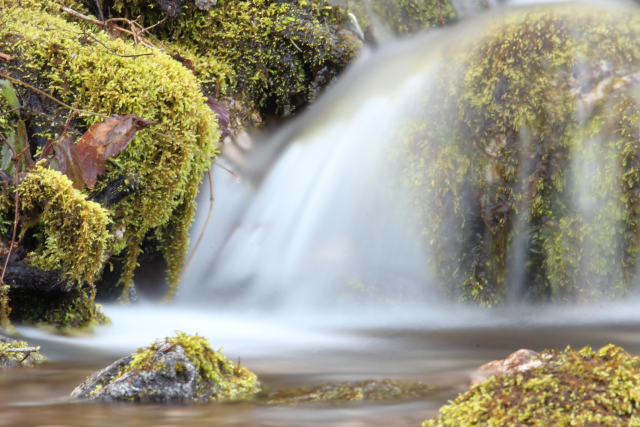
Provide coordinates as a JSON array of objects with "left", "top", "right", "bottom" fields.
[
  {"left": 105, "top": 0, "right": 360, "bottom": 119},
  {"left": 402, "top": 5, "right": 640, "bottom": 305},
  {"left": 348, "top": 0, "right": 457, "bottom": 37},
  {"left": 0, "top": 337, "right": 47, "bottom": 368},
  {"left": 0, "top": 0, "right": 219, "bottom": 316},
  {"left": 19, "top": 165, "right": 111, "bottom": 289},
  {"left": 425, "top": 344, "right": 640, "bottom": 426}
]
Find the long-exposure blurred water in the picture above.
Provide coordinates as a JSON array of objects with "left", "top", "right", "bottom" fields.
[{"left": 7, "top": 0, "right": 640, "bottom": 425}]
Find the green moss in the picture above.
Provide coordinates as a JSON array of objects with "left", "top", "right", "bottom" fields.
[
  {"left": 105, "top": 0, "right": 360, "bottom": 121},
  {"left": 19, "top": 165, "right": 111, "bottom": 290},
  {"left": 0, "top": 337, "right": 47, "bottom": 368},
  {"left": 425, "top": 344, "right": 640, "bottom": 426},
  {"left": 267, "top": 379, "right": 435, "bottom": 404},
  {"left": 347, "top": 0, "right": 458, "bottom": 37},
  {"left": 402, "top": 5, "right": 640, "bottom": 305},
  {"left": 0, "top": 0, "right": 219, "bottom": 327}
]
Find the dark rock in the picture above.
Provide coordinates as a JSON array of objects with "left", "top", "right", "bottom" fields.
[{"left": 71, "top": 333, "right": 260, "bottom": 402}]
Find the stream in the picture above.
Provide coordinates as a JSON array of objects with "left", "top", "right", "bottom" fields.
[{"left": 5, "top": 0, "right": 640, "bottom": 425}]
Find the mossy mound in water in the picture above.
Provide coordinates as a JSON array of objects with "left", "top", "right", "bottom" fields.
[
  {"left": 425, "top": 344, "right": 640, "bottom": 426},
  {"left": 71, "top": 332, "right": 260, "bottom": 401},
  {"left": 402, "top": 4, "right": 640, "bottom": 306},
  {"left": 0, "top": 0, "right": 218, "bottom": 328},
  {"left": 267, "top": 379, "right": 435, "bottom": 404},
  {"left": 0, "top": 335, "right": 47, "bottom": 370}
]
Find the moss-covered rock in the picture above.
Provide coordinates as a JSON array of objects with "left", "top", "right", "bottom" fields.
[
  {"left": 0, "top": 0, "right": 219, "bottom": 327},
  {"left": 71, "top": 332, "right": 260, "bottom": 401},
  {"left": 266, "top": 379, "right": 436, "bottom": 404},
  {"left": 102, "top": 0, "right": 361, "bottom": 128},
  {"left": 425, "top": 344, "right": 640, "bottom": 426},
  {"left": 0, "top": 334, "right": 47, "bottom": 370},
  {"left": 402, "top": 5, "right": 640, "bottom": 305}
]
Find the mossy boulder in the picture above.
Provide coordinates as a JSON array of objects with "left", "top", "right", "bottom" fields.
[
  {"left": 0, "top": 334, "right": 47, "bottom": 370},
  {"left": 425, "top": 344, "right": 640, "bottom": 426},
  {"left": 0, "top": 0, "right": 218, "bottom": 328},
  {"left": 402, "top": 4, "right": 640, "bottom": 305},
  {"left": 71, "top": 332, "right": 260, "bottom": 401},
  {"left": 101, "top": 0, "right": 362, "bottom": 128}
]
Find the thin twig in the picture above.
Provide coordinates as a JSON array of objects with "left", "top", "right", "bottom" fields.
[
  {"left": 59, "top": 3, "right": 103, "bottom": 25},
  {"left": 212, "top": 160, "right": 241, "bottom": 180},
  {"left": 0, "top": 107, "right": 19, "bottom": 118},
  {"left": 80, "top": 30, "right": 153, "bottom": 58},
  {"left": 179, "top": 170, "right": 214, "bottom": 280},
  {"left": 94, "top": 0, "right": 105, "bottom": 22},
  {"left": 436, "top": 0, "right": 445, "bottom": 27},
  {"left": 0, "top": 132, "right": 20, "bottom": 288},
  {"left": 138, "top": 15, "right": 168, "bottom": 35},
  {"left": 0, "top": 73, "right": 108, "bottom": 119}
]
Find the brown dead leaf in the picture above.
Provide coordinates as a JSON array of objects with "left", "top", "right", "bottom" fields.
[
  {"left": 0, "top": 53, "right": 14, "bottom": 62},
  {"left": 205, "top": 96, "right": 230, "bottom": 137},
  {"left": 77, "top": 114, "right": 157, "bottom": 188},
  {"left": 53, "top": 135, "right": 84, "bottom": 189}
]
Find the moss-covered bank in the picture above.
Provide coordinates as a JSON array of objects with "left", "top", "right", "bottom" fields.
[
  {"left": 402, "top": 5, "right": 640, "bottom": 305},
  {"left": 425, "top": 344, "right": 640, "bottom": 426},
  {"left": 0, "top": 0, "right": 219, "bottom": 327}
]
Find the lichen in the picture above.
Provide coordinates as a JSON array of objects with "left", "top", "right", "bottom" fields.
[
  {"left": 401, "top": 5, "right": 640, "bottom": 305},
  {"left": 0, "top": 0, "right": 219, "bottom": 327},
  {"left": 424, "top": 344, "right": 640, "bottom": 426},
  {"left": 267, "top": 379, "right": 436, "bottom": 404}
]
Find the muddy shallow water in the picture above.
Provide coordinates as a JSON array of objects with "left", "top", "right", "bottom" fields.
[{"left": 4, "top": 309, "right": 640, "bottom": 427}]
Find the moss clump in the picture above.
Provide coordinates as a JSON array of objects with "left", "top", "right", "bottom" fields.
[
  {"left": 0, "top": 0, "right": 219, "bottom": 326},
  {"left": 425, "top": 344, "right": 640, "bottom": 426},
  {"left": 402, "top": 5, "right": 640, "bottom": 305},
  {"left": 19, "top": 165, "right": 111, "bottom": 289},
  {"left": 106, "top": 0, "right": 360, "bottom": 123},
  {"left": 0, "top": 335, "right": 47, "bottom": 369},
  {"left": 267, "top": 379, "right": 435, "bottom": 404}
]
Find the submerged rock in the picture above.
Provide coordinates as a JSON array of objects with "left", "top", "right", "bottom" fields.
[
  {"left": 426, "top": 344, "right": 640, "bottom": 426},
  {"left": 469, "top": 349, "right": 545, "bottom": 387},
  {"left": 0, "top": 335, "right": 47, "bottom": 370},
  {"left": 267, "top": 379, "right": 436, "bottom": 404},
  {"left": 71, "top": 332, "right": 260, "bottom": 402}
]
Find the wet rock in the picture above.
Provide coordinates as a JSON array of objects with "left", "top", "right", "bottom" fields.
[
  {"left": 267, "top": 379, "right": 436, "bottom": 405},
  {"left": 469, "top": 349, "right": 545, "bottom": 387},
  {"left": 71, "top": 332, "right": 260, "bottom": 402},
  {"left": 0, "top": 335, "right": 47, "bottom": 370}
]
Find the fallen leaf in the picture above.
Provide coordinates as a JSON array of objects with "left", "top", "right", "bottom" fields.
[
  {"left": 205, "top": 96, "right": 230, "bottom": 137},
  {"left": 77, "top": 114, "right": 157, "bottom": 188},
  {"left": 52, "top": 134, "right": 84, "bottom": 189},
  {"left": 0, "top": 53, "right": 14, "bottom": 62}
]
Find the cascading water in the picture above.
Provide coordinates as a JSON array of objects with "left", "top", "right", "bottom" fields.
[{"left": 14, "top": 5, "right": 640, "bottom": 426}]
